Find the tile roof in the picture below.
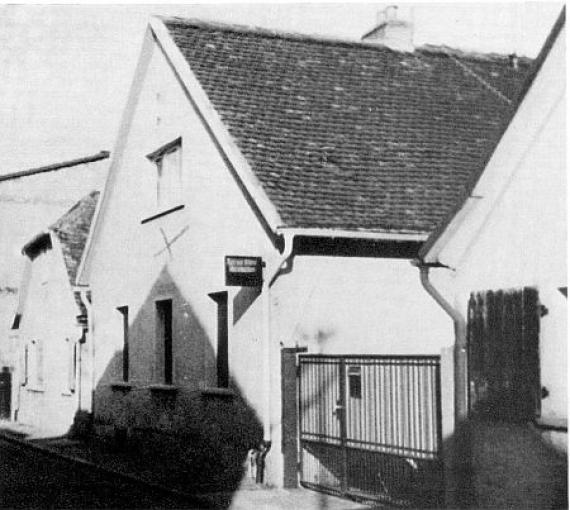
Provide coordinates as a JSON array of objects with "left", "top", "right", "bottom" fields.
[
  {"left": 163, "top": 18, "right": 531, "bottom": 235},
  {"left": 419, "top": 7, "right": 565, "bottom": 261},
  {"left": 50, "top": 191, "right": 100, "bottom": 286}
]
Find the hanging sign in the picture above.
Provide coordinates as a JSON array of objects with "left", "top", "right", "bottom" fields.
[{"left": 225, "top": 256, "right": 263, "bottom": 287}]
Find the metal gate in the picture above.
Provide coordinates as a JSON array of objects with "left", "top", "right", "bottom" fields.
[{"left": 298, "top": 355, "right": 443, "bottom": 507}]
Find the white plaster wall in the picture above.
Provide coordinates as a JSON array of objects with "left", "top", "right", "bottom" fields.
[
  {"left": 87, "top": 34, "right": 456, "bottom": 486},
  {"left": 273, "top": 256, "right": 452, "bottom": 355},
  {"left": 89, "top": 37, "right": 275, "bottom": 395},
  {"left": 443, "top": 38, "right": 566, "bottom": 425},
  {"left": 17, "top": 239, "right": 81, "bottom": 435},
  {"left": 270, "top": 255, "right": 456, "bottom": 461}
]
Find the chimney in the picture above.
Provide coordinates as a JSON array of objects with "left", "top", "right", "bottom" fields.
[{"left": 362, "top": 5, "right": 414, "bottom": 52}]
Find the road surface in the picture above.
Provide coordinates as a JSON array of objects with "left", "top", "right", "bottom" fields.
[{"left": 0, "top": 437, "right": 202, "bottom": 509}]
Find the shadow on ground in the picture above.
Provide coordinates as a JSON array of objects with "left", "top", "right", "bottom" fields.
[{"left": 445, "top": 415, "right": 567, "bottom": 509}]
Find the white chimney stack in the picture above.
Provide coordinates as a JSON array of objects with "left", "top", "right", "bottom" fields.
[{"left": 362, "top": 5, "right": 414, "bottom": 52}]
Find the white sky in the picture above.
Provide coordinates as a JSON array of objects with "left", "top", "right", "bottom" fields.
[{"left": 0, "top": 2, "right": 563, "bottom": 174}]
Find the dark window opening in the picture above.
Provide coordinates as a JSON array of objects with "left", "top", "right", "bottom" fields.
[
  {"left": 156, "top": 300, "right": 173, "bottom": 385},
  {"left": 209, "top": 292, "right": 229, "bottom": 388},
  {"left": 348, "top": 366, "right": 362, "bottom": 399},
  {"left": 11, "top": 313, "right": 21, "bottom": 330},
  {"left": 117, "top": 306, "right": 129, "bottom": 382}
]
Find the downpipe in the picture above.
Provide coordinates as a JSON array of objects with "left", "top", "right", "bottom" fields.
[
  {"left": 418, "top": 265, "right": 468, "bottom": 422},
  {"left": 258, "top": 233, "right": 295, "bottom": 482}
]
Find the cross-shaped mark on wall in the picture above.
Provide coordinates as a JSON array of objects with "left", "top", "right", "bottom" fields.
[{"left": 154, "top": 226, "right": 189, "bottom": 258}]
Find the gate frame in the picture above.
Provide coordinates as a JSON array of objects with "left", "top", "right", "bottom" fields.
[{"left": 297, "top": 353, "right": 444, "bottom": 506}]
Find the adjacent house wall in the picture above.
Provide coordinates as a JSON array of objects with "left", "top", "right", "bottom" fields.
[
  {"left": 453, "top": 86, "right": 566, "bottom": 426},
  {"left": 428, "top": 24, "right": 566, "bottom": 436},
  {"left": 16, "top": 236, "right": 82, "bottom": 435}
]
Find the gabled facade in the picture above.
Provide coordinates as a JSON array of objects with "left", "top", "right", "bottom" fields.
[
  {"left": 0, "top": 153, "right": 108, "bottom": 421},
  {"left": 13, "top": 192, "right": 99, "bottom": 434},
  {"left": 419, "top": 10, "right": 566, "bottom": 448},
  {"left": 77, "top": 16, "right": 531, "bottom": 489}
]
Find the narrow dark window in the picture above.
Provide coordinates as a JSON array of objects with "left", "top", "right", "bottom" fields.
[
  {"left": 117, "top": 306, "right": 129, "bottom": 382},
  {"left": 209, "top": 292, "right": 229, "bottom": 388},
  {"left": 156, "top": 300, "right": 173, "bottom": 385},
  {"left": 217, "top": 294, "right": 229, "bottom": 388}
]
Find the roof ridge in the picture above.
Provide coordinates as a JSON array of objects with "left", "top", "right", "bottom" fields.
[
  {"left": 0, "top": 151, "right": 110, "bottom": 183},
  {"left": 158, "top": 15, "right": 527, "bottom": 61}
]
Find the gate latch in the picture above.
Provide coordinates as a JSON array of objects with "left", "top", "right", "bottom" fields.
[{"left": 333, "top": 403, "right": 345, "bottom": 416}]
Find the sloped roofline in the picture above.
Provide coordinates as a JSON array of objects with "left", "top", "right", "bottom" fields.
[
  {"left": 150, "top": 16, "right": 437, "bottom": 243},
  {"left": 418, "top": 7, "right": 565, "bottom": 265},
  {"left": 80, "top": 16, "right": 437, "bottom": 286},
  {"left": 149, "top": 16, "right": 284, "bottom": 232},
  {"left": 77, "top": 27, "right": 155, "bottom": 286},
  {"left": 0, "top": 151, "right": 109, "bottom": 183},
  {"left": 160, "top": 16, "right": 533, "bottom": 61}
]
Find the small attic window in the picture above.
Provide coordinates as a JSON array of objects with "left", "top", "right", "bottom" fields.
[
  {"left": 147, "top": 138, "right": 182, "bottom": 211},
  {"left": 11, "top": 313, "right": 21, "bottom": 330}
]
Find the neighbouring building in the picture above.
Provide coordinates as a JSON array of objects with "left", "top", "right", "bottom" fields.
[
  {"left": 419, "top": 9, "right": 566, "bottom": 446},
  {"left": 76, "top": 13, "right": 531, "bottom": 501},
  {"left": 0, "top": 152, "right": 109, "bottom": 421},
  {"left": 13, "top": 192, "right": 100, "bottom": 435},
  {"left": 418, "top": 9, "right": 566, "bottom": 508}
]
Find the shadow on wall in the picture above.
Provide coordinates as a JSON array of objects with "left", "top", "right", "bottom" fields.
[
  {"left": 83, "top": 266, "right": 263, "bottom": 505},
  {"left": 445, "top": 409, "right": 568, "bottom": 509}
]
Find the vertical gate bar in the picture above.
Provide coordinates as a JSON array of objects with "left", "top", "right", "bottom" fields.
[
  {"left": 397, "top": 360, "right": 402, "bottom": 452},
  {"left": 407, "top": 361, "right": 410, "bottom": 452},
  {"left": 339, "top": 358, "right": 347, "bottom": 495},
  {"left": 388, "top": 363, "right": 396, "bottom": 450},
  {"left": 373, "top": 361, "right": 378, "bottom": 447},
  {"left": 416, "top": 361, "right": 421, "bottom": 454},
  {"left": 298, "top": 358, "right": 303, "bottom": 484},
  {"left": 435, "top": 360, "right": 443, "bottom": 456},
  {"left": 425, "top": 365, "right": 435, "bottom": 451},
  {"left": 362, "top": 361, "right": 366, "bottom": 448},
  {"left": 386, "top": 362, "right": 391, "bottom": 447},
  {"left": 319, "top": 363, "right": 332, "bottom": 442},
  {"left": 410, "top": 360, "right": 418, "bottom": 450}
]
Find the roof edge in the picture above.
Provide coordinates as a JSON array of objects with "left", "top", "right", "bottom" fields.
[
  {"left": 158, "top": 15, "right": 534, "bottom": 60},
  {"left": 0, "top": 151, "right": 110, "bottom": 183},
  {"left": 277, "top": 227, "right": 428, "bottom": 242},
  {"left": 76, "top": 28, "right": 155, "bottom": 286},
  {"left": 150, "top": 16, "right": 283, "bottom": 233},
  {"left": 419, "top": 7, "right": 565, "bottom": 265}
]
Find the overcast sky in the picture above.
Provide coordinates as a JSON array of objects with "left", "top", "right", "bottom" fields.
[{"left": 0, "top": 2, "right": 563, "bottom": 174}]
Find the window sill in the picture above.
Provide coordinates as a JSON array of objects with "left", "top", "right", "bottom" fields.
[
  {"left": 110, "top": 382, "right": 133, "bottom": 392},
  {"left": 61, "top": 390, "right": 76, "bottom": 397},
  {"left": 26, "top": 387, "right": 45, "bottom": 393},
  {"left": 535, "top": 417, "right": 568, "bottom": 432},
  {"left": 148, "top": 384, "right": 179, "bottom": 394},
  {"left": 201, "top": 387, "right": 235, "bottom": 398},
  {"left": 141, "top": 205, "right": 185, "bottom": 224}
]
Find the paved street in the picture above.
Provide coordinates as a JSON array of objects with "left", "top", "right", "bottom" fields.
[{"left": 0, "top": 438, "right": 201, "bottom": 509}]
